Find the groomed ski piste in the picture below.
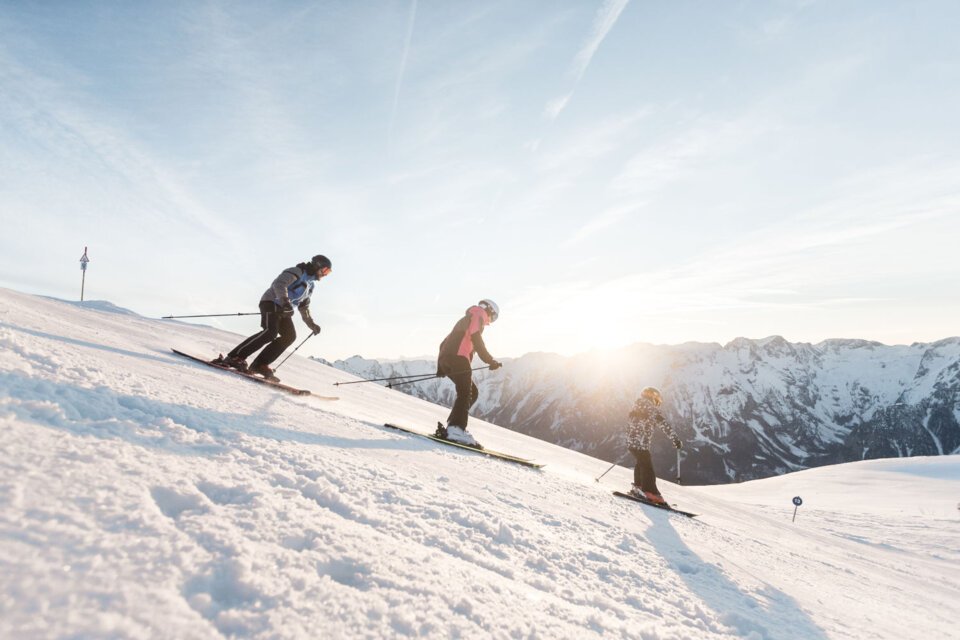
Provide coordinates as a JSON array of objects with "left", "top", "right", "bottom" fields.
[{"left": 1, "top": 287, "right": 958, "bottom": 639}]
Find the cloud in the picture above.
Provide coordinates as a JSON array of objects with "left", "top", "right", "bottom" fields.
[
  {"left": 611, "top": 114, "right": 777, "bottom": 196},
  {"left": 544, "top": 93, "right": 572, "bottom": 119},
  {"left": 0, "top": 42, "right": 236, "bottom": 243},
  {"left": 560, "top": 204, "right": 635, "bottom": 248},
  {"left": 389, "top": 0, "right": 419, "bottom": 145},
  {"left": 501, "top": 108, "right": 653, "bottom": 223},
  {"left": 546, "top": 0, "right": 629, "bottom": 120},
  {"left": 570, "top": 0, "right": 630, "bottom": 82},
  {"left": 505, "top": 156, "right": 960, "bottom": 352}
]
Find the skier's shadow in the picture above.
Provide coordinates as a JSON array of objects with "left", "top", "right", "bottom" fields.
[
  {"left": 0, "top": 370, "right": 424, "bottom": 457},
  {"left": 644, "top": 514, "right": 828, "bottom": 639}
]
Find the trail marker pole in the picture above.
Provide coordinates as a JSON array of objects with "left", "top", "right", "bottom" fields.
[
  {"left": 79, "top": 247, "right": 90, "bottom": 301},
  {"left": 792, "top": 496, "right": 803, "bottom": 522}
]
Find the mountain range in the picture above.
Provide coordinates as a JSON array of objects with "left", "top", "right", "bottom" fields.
[{"left": 326, "top": 336, "right": 960, "bottom": 484}]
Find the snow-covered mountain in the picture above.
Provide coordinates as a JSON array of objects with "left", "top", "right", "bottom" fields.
[
  {"left": 2, "top": 286, "right": 959, "bottom": 639},
  {"left": 328, "top": 336, "right": 960, "bottom": 484}
]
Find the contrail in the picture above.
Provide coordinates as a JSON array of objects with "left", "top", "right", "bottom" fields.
[
  {"left": 572, "top": 0, "right": 629, "bottom": 82},
  {"left": 389, "top": 0, "right": 418, "bottom": 145},
  {"left": 548, "top": 0, "right": 629, "bottom": 119}
]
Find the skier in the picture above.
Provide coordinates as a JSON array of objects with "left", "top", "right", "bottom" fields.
[
  {"left": 215, "top": 255, "right": 331, "bottom": 382},
  {"left": 626, "top": 386, "right": 683, "bottom": 505},
  {"left": 434, "top": 299, "right": 503, "bottom": 447}
]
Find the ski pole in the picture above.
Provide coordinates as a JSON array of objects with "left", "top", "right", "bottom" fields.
[
  {"left": 334, "top": 365, "right": 490, "bottom": 387},
  {"left": 334, "top": 371, "right": 444, "bottom": 386},
  {"left": 273, "top": 334, "right": 314, "bottom": 371},
  {"left": 387, "top": 364, "right": 494, "bottom": 389},
  {"left": 595, "top": 461, "right": 618, "bottom": 483},
  {"left": 386, "top": 374, "right": 444, "bottom": 388},
  {"left": 162, "top": 312, "right": 261, "bottom": 319}
]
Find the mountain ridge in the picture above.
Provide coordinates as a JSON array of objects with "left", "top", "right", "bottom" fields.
[{"left": 326, "top": 335, "right": 960, "bottom": 484}]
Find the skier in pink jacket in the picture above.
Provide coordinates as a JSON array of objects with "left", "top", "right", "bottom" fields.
[{"left": 434, "top": 299, "right": 502, "bottom": 447}]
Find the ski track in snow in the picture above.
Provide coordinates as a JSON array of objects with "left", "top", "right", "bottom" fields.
[{"left": 0, "top": 288, "right": 958, "bottom": 639}]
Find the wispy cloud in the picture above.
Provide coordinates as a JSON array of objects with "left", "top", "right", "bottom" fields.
[
  {"left": 0, "top": 42, "right": 236, "bottom": 243},
  {"left": 643, "top": 163, "right": 960, "bottom": 305},
  {"left": 571, "top": 0, "right": 630, "bottom": 81},
  {"left": 503, "top": 157, "right": 960, "bottom": 352},
  {"left": 538, "top": 107, "right": 652, "bottom": 173},
  {"left": 389, "top": 0, "right": 418, "bottom": 145},
  {"left": 544, "top": 93, "right": 572, "bottom": 120},
  {"left": 502, "top": 108, "right": 653, "bottom": 223},
  {"left": 611, "top": 114, "right": 777, "bottom": 196},
  {"left": 559, "top": 204, "right": 635, "bottom": 248},
  {"left": 545, "top": 0, "right": 629, "bottom": 120}
]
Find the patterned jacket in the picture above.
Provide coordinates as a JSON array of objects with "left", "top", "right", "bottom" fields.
[{"left": 627, "top": 396, "right": 679, "bottom": 451}]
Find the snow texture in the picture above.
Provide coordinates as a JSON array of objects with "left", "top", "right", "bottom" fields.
[{"left": 1, "top": 287, "right": 958, "bottom": 639}]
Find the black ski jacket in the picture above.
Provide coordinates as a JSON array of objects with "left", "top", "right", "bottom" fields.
[{"left": 437, "top": 305, "right": 496, "bottom": 375}]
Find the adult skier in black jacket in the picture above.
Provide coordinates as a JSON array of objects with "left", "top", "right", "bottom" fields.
[{"left": 216, "top": 255, "right": 331, "bottom": 382}]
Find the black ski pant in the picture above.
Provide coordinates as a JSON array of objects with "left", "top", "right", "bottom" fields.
[
  {"left": 439, "top": 354, "right": 478, "bottom": 428},
  {"left": 630, "top": 447, "right": 661, "bottom": 495},
  {"left": 228, "top": 300, "right": 296, "bottom": 366}
]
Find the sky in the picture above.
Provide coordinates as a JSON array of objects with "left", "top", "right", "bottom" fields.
[
  {"left": 1, "top": 0, "right": 959, "bottom": 361},
  {"left": 2, "top": 286, "right": 958, "bottom": 638}
]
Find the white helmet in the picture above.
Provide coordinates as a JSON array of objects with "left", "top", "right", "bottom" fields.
[
  {"left": 478, "top": 299, "right": 499, "bottom": 322},
  {"left": 641, "top": 386, "right": 662, "bottom": 405}
]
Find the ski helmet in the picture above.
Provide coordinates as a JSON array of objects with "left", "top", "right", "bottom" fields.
[
  {"left": 478, "top": 299, "right": 499, "bottom": 322},
  {"left": 641, "top": 386, "right": 662, "bottom": 405},
  {"left": 310, "top": 255, "right": 332, "bottom": 275}
]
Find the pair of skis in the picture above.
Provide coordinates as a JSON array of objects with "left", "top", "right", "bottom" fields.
[
  {"left": 171, "top": 350, "right": 542, "bottom": 467},
  {"left": 169, "top": 349, "right": 540, "bottom": 468},
  {"left": 612, "top": 491, "right": 697, "bottom": 518},
  {"left": 170, "top": 349, "right": 338, "bottom": 399},
  {"left": 172, "top": 350, "right": 695, "bottom": 517},
  {"left": 383, "top": 424, "right": 697, "bottom": 517},
  {"left": 382, "top": 423, "right": 544, "bottom": 469}
]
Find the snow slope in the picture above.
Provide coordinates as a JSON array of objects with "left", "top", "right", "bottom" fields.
[{"left": 1, "top": 287, "right": 957, "bottom": 639}]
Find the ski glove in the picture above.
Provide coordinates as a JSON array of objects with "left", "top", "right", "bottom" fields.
[
  {"left": 673, "top": 438, "right": 683, "bottom": 450},
  {"left": 488, "top": 361, "right": 502, "bottom": 371},
  {"left": 306, "top": 320, "right": 322, "bottom": 336},
  {"left": 279, "top": 302, "right": 294, "bottom": 317}
]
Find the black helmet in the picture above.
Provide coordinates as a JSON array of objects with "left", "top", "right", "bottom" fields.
[{"left": 310, "top": 255, "right": 332, "bottom": 275}]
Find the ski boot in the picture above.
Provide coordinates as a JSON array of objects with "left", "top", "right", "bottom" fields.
[
  {"left": 642, "top": 491, "right": 668, "bottom": 506},
  {"left": 223, "top": 356, "right": 249, "bottom": 373},
  {"left": 445, "top": 425, "right": 481, "bottom": 448},
  {"left": 248, "top": 362, "right": 279, "bottom": 382}
]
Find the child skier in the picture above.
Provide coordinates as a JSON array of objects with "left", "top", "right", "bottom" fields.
[{"left": 627, "top": 386, "right": 683, "bottom": 505}]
